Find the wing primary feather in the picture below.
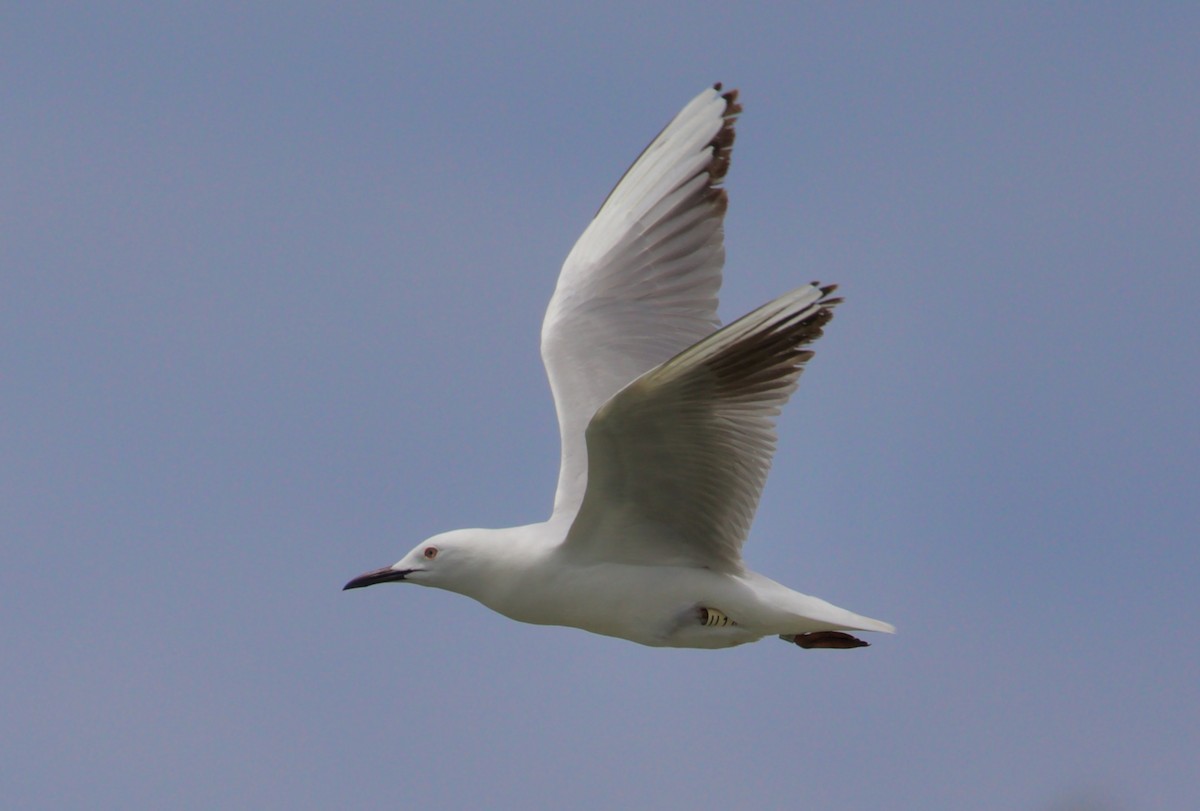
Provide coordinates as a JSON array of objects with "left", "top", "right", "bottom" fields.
[
  {"left": 561, "top": 283, "right": 842, "bottom": 571},
  {"left": 542, "top": 85, "right": 745, "bottom": 522}
]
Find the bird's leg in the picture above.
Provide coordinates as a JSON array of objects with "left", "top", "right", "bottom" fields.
[
  {"left": 783, "top": 631, "right": 869, "bottom": 649},
  {"left": 698, "top": 607, "right": 736, "bottom": 627}
]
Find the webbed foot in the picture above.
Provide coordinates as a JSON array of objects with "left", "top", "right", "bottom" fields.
[{"left": 784, "top": 631, "right": 869, "bottom": 649}]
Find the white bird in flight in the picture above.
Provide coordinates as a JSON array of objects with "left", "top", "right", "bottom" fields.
[{"left": 345, "top": 84, "right": 894, "bottom": 650}]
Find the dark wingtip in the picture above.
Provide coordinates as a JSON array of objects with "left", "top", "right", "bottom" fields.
[
  {"left": 813, "top": 281, "right": 843, "bottom": 309},
  {"left": 721, "top": 86, "right": 743, "bottom": 118},
  {"left": 707, "top": 85, "right": 741, "bottom": 185}
]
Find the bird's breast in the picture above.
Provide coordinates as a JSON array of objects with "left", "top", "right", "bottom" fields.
[{"left": 481, "top": 559, "right": 758, "bottom": 648}]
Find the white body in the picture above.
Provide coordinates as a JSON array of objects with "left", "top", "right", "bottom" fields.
[
  {"left": 345, "top": 85, "right": 894, "bottom": 650},
  {"left": 430, "top": 526, "right": 891, "bottom": 649}
]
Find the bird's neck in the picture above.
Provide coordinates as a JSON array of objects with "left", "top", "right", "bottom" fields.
[{"left": 450, "top": 523, "right": 559, "bottom": 610}]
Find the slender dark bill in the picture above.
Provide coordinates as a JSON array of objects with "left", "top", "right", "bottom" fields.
[{"left": 343, "top": 566, "right": 411, "bottom": 590}]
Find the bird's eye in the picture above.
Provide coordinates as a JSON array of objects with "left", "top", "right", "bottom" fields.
[{"left": 423, "top": 546, "right": 438, "bottom": 560}]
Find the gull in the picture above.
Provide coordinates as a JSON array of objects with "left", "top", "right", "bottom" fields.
[{"left": 344, "top": 84, "right": 894, "bottom": 650}]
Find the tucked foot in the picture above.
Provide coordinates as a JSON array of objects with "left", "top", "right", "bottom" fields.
[
  {"left": 698, "top": 607, "right": 736, "bottom": 627},
  {"left": 784, "top": 631, "right": 869, "bottom": 649}
]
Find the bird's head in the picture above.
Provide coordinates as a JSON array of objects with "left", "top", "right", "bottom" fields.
[{"left": 342, "top": 528, "right": 500, "bottom": 596}]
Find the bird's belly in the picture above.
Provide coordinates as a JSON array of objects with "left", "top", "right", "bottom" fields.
[{"left": 489, "top": 562, "right": 764, "bottom": 649}]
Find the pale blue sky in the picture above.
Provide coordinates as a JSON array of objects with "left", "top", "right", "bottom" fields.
[{"left": 4, "top": 4, "right": 1197, "bottom": 809}]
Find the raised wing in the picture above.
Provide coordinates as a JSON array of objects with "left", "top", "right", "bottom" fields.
[
  {"left": 559, "top": 284, "right": 841, "bottom": 572},
  {"left": 541, "top": 85, "right": 742, "bottom": 521}
]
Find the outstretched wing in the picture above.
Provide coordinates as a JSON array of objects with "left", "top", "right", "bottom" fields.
[
  {"left": 559, "top": 284, "right": 842, "bottom": 572},
  {"left": 540, "top": 85, "right": 742, "bottom": 521}
]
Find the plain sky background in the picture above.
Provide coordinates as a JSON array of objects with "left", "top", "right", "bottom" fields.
[{"left": 4, "top": 4, "right": 1197, "bottom": 810}]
